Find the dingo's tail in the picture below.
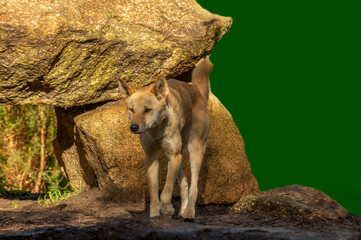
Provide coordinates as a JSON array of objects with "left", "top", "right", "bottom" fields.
[{"left": 192, "top": 56, "right": 213, "bottom": 104}]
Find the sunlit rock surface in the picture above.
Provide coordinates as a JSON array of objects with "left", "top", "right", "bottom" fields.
[{"left": 0, "top": 0, "right": 231, "bottom": 106}]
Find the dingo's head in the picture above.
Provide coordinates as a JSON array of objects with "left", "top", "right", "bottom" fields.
[{"left": 120, "top": 75, "right": 169, "bottom": 134}]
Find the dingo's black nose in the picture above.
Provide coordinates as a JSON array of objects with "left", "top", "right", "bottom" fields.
[{"left": 130, "top": 124, "right": 139, "bottom": 132}]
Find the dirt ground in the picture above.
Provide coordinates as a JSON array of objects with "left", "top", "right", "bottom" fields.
[{"left": 1, "top": 188, "right": 361, "bottom": 240}]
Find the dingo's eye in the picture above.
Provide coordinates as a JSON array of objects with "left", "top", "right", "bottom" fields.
[
  {"left": 129, "top": 108, "right": 134, "bottom": 113},
  {"left": 144, "top": 108, "right": 152, "bottom": 113}
]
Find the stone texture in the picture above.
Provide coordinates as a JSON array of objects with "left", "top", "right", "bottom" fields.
[
  {"left": 232, "top": 185, "right": 349, "bottom": 220},
  {"left": 54, "top": 93, "right": 259, "bottom": 205},
  {"left": 74, "top": 101, "right": 146, "bottom": 202},
  {"left": 0, "top": 0, "right": 232, "bottom": 107}
]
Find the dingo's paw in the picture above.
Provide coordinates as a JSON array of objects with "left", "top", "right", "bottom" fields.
[
  {"left": 149, "top": 204, "right": 160, "bottom": 217},
  {"left": 160, "top": 203, "right": 175, "bottom": 216},
  {"left": 181, "top": 208, "right": 195, "bottom": 220},
  {"left": 150, "top": 211, "right": 160, "bottom": 218},
  {"left": 179, "top": 207, "right": 186, "bottom": 216}
]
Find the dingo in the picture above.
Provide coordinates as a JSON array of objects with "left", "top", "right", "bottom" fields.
[{"left": 120, "top": 57, "right": 212, "bottom": 219}]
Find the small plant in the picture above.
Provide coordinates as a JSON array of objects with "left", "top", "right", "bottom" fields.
[
  {"left": 8, "top": 200, "right": 19, "bottom": 209},
  {"left": 37, "top": 182, "right": 83, "bottom": 207}
]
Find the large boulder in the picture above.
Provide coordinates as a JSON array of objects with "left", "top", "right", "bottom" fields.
[
  {"left": 54, "top": 93, "right": 259, "bottom": 205},
  {"left": 231, "top": 185, "right": 349, "bottom": 220},
  {"left": 0, "top": 0, "right": 231, "bottom": 107}
]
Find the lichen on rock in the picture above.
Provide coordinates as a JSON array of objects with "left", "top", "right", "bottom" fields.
[{"left": 0, "top": 0, "right": 232, "bottom": 107}]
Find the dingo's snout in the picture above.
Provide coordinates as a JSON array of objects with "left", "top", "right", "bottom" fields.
[{"left": 130, "top": 123, "right": 140, "bottom": 133}]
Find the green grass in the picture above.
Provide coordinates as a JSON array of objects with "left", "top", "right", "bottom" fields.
[
  {"left": 37, "top": 182, "right": 82, "bottom": 207},
  {"left": 8, "top": 200, "right": 19, "bottom": 209}
]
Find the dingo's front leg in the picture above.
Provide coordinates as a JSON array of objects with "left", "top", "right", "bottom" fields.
[
  {"left": 182, "top": 141, "right": 206, "bottom": 220},
  {"left": 145, "top": 152, "right": 160, "bottom": 217},
  {"left": 160, "top": 153, "right": 182, "bottom": 216},
  {"left": 178, "top": 158, "right": 189, "bottom": 216}
]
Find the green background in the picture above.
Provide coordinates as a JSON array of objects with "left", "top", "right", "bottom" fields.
[{"left": 198, "top": 0, "right": 360, "bottom": 216}]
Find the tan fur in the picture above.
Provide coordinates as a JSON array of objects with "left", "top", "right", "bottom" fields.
[{"left": 121, "top": 57, "right": 213, "bottom": 219}]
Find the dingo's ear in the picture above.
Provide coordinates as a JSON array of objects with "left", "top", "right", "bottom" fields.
[
  {"left": 151, "top": 74, "right": 169, "bottom": 99},
  {"left": 119, "top": 78, "right": 135, "bottom": 96}
]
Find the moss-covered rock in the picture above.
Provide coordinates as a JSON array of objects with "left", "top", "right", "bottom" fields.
[
  {"left": 54, "top": 93, "right": 259, "bottom": 205},
  {"left": 0, "top": 0, "right": 231, "bottom": 107}
]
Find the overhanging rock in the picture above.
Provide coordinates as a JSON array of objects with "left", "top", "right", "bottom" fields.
[{"left": 0, "top": 0, "right": 232, "bottom": 107}]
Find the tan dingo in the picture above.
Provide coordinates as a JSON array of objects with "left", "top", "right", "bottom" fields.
[{"left": 120, "top": 57, "right": 212, "bottom": 219}]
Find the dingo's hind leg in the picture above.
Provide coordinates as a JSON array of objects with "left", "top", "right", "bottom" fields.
[
  {"left": 178, "top": 157, "right": 189, "bottom": 216},
  {"left": 182, "top": 140, "right": 206, "bottom": 220}
]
